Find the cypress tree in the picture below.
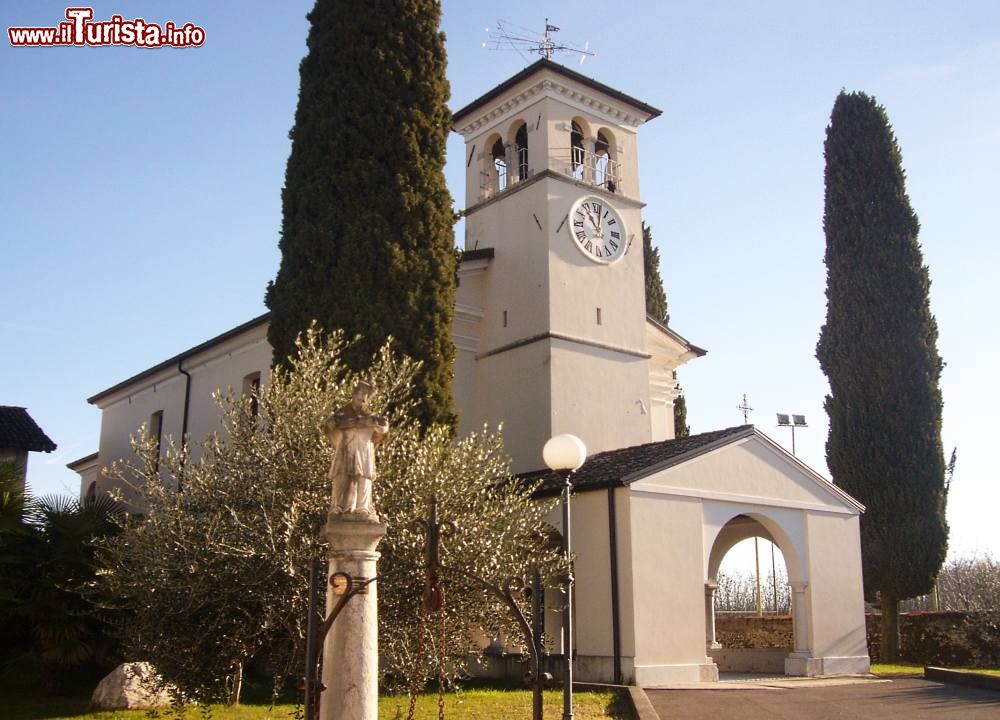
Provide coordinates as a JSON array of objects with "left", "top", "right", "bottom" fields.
[
  {"left": 265, "top": 0, "right": 457, "bottom": 428},
  {"left": 673, "top": 393, "right": 690, "bottom": 438},
  {"left": 642, "top": 222, "right": 691, "bottom": 438},
  {"left": 817, "top": 91, "right": 948, "bottom": 661},
  {"left": 643, "top": 223, "right": 669, "bottom": 325}
]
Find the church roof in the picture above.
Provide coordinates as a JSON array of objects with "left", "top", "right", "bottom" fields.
[
  {"left": 646, "top": 315, "right": 707, "bottom": 357},
  {"left": 88, "top": 313, "right": 271, "bottom": 404},
  {"left": 452, "top": 58, "right": 662, "bottom": 126},
  {"left": 89, "top": 250, "right": 497, "bottom": 405},
  {"left": 521, "top": 424, "right": 754, "bottom": 497},
  {"left": 0, "top": 406, "right": 57, "bottom": 452}
]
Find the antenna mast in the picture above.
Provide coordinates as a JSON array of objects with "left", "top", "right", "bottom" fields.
[
  {"left": 483, "top": 19, "right": 595, "bottom": 65},
  {"left": 541, "top": 19, "right": 558, "bottom": 59}
]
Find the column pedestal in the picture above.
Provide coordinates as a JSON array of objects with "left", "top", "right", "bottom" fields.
[
  {"left": 320, "top": 514, "right": 387, "bottom": 720},
  {"left": 705, "top": 581, "right": 722, "bottom": 650}
]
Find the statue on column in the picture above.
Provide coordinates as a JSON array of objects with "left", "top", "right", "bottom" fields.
[{"left": 324, "top": 381, "right": 389, "bottom": 518}]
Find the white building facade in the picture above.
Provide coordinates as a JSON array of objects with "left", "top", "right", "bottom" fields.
[{"left": 73, "top": 60, "right": 870, "bottom": 685}]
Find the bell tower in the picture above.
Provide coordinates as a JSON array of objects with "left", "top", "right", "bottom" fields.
[{"left": 451, "top": 60, "right": 674, "bottom": 472}]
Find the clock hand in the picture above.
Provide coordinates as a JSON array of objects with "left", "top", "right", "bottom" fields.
[{"left": 583, "top": 207, "right": 604, "bottom": 239}]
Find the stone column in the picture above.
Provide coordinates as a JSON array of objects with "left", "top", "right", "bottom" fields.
[
  {"left": 784, "top": 581, "right": 815, "bottom": 676},
  {"left": 320, "top": 514, "right": 387, "bottom": 720},
  {"left": 705, "top": 581, "right": 721, "bottom": 650},
  {"left": 789, "top": 581, "right": 810, "bottom": 654}
]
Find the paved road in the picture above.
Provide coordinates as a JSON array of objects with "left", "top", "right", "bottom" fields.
[{"left": 645, "top": 678, "right": 1000, "bottom": 719}]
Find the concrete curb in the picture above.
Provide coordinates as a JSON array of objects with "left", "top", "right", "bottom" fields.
[
  {"left": 626, "top": 685, "right": 661, "bottom": 720},
  {"left": 925, "top": 666, "right": 1000, "bottom": 692}
]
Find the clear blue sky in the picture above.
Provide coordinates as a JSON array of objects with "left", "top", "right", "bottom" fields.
[{"left": 2, "top": 1, "right": 997, "bottom": 560}]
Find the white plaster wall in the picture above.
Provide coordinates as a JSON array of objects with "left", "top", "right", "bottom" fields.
[
  {"left": 542, "top": 486, "right": 630, "bottom": 682},
  {"left": 469, "top": 344, "right": 552, "bottom": 473},
  {"left": 464, "top": 193, "right": 551, "bottom": 350},
  {"left": 614, "top": 486, "right": 636, "bottom": 662},
  {"left": 95, "top": 369, "right": 186, "bottom": 506},
  {"left": 803, "top": 512, "right": 869, "bottom": 670},
  {"left": 636, "top": 438, "right": 855, "bottom": 512},
  {"left": 649, "top": 399, "right": 671, "bottom": 443},
  {"left": 628, "top": 492, "right": 714, "bottom": 683},
  {"left": 92, "top": 324, "right": 271, "bottom": 507},
  {"left": 183, "top": 334, "right": 271, "bottom": 449},
  {"left": 549, "top": 341, "right": 651, "bottom": 457},
  {"left": 75, "top": 461, "right": 100, "bottom": 500},
  {"left": 569, "top": 490, "right": 614, "bottom": 657}
]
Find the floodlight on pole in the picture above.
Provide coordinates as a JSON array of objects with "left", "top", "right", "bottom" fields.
[
  {"left": 543, "top": 433, "right": 587, "bottom": 720},
  {"left": 776, "top": 413, "right": 808, "bottom": 456}
]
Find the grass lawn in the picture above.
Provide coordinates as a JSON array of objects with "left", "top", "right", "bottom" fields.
[
  {"left": 2, "top": 684, "right": 632, "bottom": 720},
  {"left": 871, "top": 662, "right": 1000, "bottom": 678}
]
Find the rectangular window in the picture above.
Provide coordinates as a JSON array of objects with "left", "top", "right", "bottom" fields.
[
  {"left": 596, "top": 307, "right": 602, "bottom": 325},
  {"left": 242, "top": 372, "right": 262, "bottom": 418},
  {"left": 150, "top": 410, "right": 163, "bottom": 472}
]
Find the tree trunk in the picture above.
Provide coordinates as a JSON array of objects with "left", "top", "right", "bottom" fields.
[
  {"left": 230, "top": 661, "right": 243, "bottom": 705},
  {"left": 880, "top": 591, "right": 899, "bottom": 662}
]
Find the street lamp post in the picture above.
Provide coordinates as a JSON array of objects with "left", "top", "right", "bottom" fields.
[
  {"left": 543, "top": 434, "right": 587, "bottom": 720},
  {"left": 776, "top": 413, "right": 807, "bottom": 456}
]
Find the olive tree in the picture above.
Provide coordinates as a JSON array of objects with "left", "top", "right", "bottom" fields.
[{"left": 98, "top": 327, "right": 561, "bottom": 703}]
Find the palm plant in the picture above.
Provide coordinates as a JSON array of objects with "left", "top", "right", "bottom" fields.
[{"left": 0, "top": 474, "right": 121, "bottom": 692}]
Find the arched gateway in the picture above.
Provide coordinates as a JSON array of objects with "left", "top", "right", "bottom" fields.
[{"left": 524, "top": 424, "right": 871, "bottom": 686}]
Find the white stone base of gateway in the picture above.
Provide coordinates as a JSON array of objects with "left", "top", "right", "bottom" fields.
[
  {"left": 634, "top": 660, "right": 720, "bottom": 686},
  {"left": 784, "top": 653, "right": 871, "bottom": 676}
]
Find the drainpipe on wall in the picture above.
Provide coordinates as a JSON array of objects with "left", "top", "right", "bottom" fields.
[
  {"left": 607, "top": 485, "right": 622, "bottom": 684},
  {"left": 177, "top": 359, "right": 192, "bottom": 487}
]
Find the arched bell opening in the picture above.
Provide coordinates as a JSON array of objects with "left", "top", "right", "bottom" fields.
[
  {"left": 480, "top": 132, "right": 507, "bottom": 197},
  {"left": 569, "top": 117, "right": 591, "bottom": 182},
  {"left": 593, "top": 128, "right": 618, "bottom": 193},
  {"left": 511, "top": 121, "right": 529, "bottom": 183}
]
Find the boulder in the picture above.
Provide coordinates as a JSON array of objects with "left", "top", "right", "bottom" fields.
[{"left": 91, "top": 662, "right": 174, "bottom": 710}]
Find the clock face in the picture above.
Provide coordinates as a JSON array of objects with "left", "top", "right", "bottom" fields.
[{"left": 569, "top": 195, "right": 627, "bottom": 264}]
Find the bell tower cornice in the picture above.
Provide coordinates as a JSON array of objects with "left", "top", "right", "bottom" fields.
[{"left": 452, "top": 59, "right": 661, "bottom": 137}]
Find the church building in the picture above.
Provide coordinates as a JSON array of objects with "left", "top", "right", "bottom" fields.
[{"left": 72, "top": 60, "right": 871, "bottom": 685}]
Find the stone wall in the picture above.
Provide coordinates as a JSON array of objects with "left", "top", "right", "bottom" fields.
[
  {"left": 866, "top": 611, "right": 1000, "bottom": 667},
  {"left": 716, "top": 611, "right": 1000, "bottom": 667},
  {"left": 715, "top": 615, "right": 793, "bottom": 649}
]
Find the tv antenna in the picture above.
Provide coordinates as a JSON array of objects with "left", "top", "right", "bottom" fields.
[
  {"left": 483, "top": 19, "right": 595, "bottom": 65},
  {"left": 738, "top": 393, "right": 753, "bottom": 423}
]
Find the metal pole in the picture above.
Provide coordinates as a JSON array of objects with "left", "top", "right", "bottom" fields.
[
  {"left": 754, "top": 537, "right": 762, "bottom": 616},
  {"left": 562, "top": 471, "right": 574, "bottom": 720},
  {"left": 532, "top": 569, "right": 544, "bottom": 720},
  {"left": 304, "top": 558, "right": 321, "bottom": 720},
  {"left": 791, "top": 424, "right": 796, "bottom": 456},
  {"left": 771, "top": 542, "right": 779, "bottom": 614}
]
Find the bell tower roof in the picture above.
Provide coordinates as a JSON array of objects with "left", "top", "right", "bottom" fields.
[{"left": 452, "top": 58, "right": 661, "bottom": 132}]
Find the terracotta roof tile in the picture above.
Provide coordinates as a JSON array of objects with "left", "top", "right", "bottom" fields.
[
  {"left": 520, "top": 425, "right": 753, "bottom": 497},
  {"left": 0, "top": 406, "right": 57, "bottom": 452}
]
